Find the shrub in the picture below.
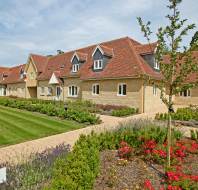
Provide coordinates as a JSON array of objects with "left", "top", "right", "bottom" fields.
[
  {"left": 96, "top": 104, "right": 128, "bottom": 111},
  {"left": 0, "top": 97, "right": 100, "bottom": 124},
  {"left": 46, "top": 134, "right": 100, "bottom": 190},
  {"left": 112, "top": 107, "right": 137, "bottom": 117},
  {"left": 155, "top": 107, "right": 198, "bottom": 121},
  {"left": 46, "top": 120, "right": 183, "bottom": 190}
]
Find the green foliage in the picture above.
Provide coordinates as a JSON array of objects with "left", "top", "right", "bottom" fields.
[
  {"left": 190, "top": 130, "right": 198, "bottom": 141},
  {"left": 47, "top": 133, "right": 100, "bottom": 190},
  {"left": 190, "top": 31, "right": 198, "bottom": 50},
  {"left": 112, "top": 107, "right": 137, "bottom": 117},
  {"left": 0, "top": 97, "right": 100, "bottom": 124},
  {"left": 137, "top": 0, "right": 197, "bottom": 107},
  {"left": 46, "top": 120, "right": 182, "bottom": 190},
  {"left": 155, "top": 107, "right": 198, "bottom": 121}
]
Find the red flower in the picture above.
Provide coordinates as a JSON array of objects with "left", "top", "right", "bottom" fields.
[
  {"left": 144, "top": 140, "right": 157, "bottom": 150},
  {"left": 166, "top": 171, "right": 180, "bottom": 181},
  {"left": 118, "top": 141, "right": 132, "bottom": 159},
  {"left": 167, "top": 185, "right": 182, "bottom": 190},
  {"left": 144, "top": 179, "right": 155, "bottom": 190},
  {"left": 158, "top": 149, "right": 167, "bottom": 158}
]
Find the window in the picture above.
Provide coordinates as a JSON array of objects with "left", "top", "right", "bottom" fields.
[
  {"left": 154, "top": 60, "right": 160, "bottom": 70},
  {"left": 41, "top": 87, "right": 45, "bottom": 94},
  {"left": 3, "top": 88, "right": 6, "bottom": 96},
  {"left": 48, "top": 87, "right": 53, "bottom": 96},
  {"left": 56, "top": 86, "right": 61, "bottom": 97},
  {"left": 92, "top": 84, "right": 100, "bottom": 95},
  {"left": 94, "top": 59, "right": 103, "bottom": 70},
  {"left": 118, "top": 84, "right": 127, "bottom": 96},
  {"left": 72, "top": 64, "right": 80, "bottom": 73},
  {"left": 153, "top": 85, "right": 157, "bottom": 96},
  {"left": 20, "top": 73, "right": 24, "bottom": 79},
  {"left": 68, "top": 86, "right": 78, "bottom": 97},
  {"left": 180, "top": 89, "right": 190, "bottom": 97}
]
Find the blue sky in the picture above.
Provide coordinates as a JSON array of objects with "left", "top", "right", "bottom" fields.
[{"left": 0, "top": 0, "right": 197, "bottom": 67}]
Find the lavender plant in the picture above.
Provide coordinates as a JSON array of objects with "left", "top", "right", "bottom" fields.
[{"left": 0, "top": 143, "right": 70, "bottom": 190}]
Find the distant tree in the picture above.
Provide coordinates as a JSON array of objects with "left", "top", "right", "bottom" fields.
[
  {"left": 137, "top": 0, "right": 198, "bottom": 167},
  {"left": 190, "top": 31, "right": 198, "bottom": 50}
]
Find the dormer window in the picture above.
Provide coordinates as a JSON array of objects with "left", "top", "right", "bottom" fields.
[
  {"left": 20, "top": 68, "right": 24, "bottom": 79},
  {"left": 154, "top": 59, "right": 160, "bottom": 70},
  {"left": 72, "top": 64, "right": 80, "bottom": 73},
  {"left": 94, "top": 59, "right": 103, "bottom": 70}
]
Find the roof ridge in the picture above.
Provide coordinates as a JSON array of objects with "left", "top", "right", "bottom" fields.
[
  {"left": 126, "top": 37, "right": 142, "bottom": 45},
  {"left": 47, "top": 36, "right": 130, "bottom": 59},
  {"left": 126, "top": 38, "right": 146, "bottom": 75},
  {"left": 30, "top": 53, "right": 48, "bottom": 58},
  {"left": 134, "top": 41, "right": 157, "bottom": 47},
  {"left": 99, "top": 44, "right": 113, "bottom": 50}
]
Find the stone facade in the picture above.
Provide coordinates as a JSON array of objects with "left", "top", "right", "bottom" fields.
[{"left": 6, "top": 83, "right": 26, "bottom": 98}]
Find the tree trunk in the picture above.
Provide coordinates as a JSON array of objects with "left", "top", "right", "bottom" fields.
[
  {"left": 167, "top": 95, "right": 172, "bottom": 167},
  {"left": 167, "top": 110, "right": 172, "bottom": 167}
]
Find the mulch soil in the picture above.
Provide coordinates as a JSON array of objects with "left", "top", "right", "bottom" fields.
[{"left": 94, "top": 148, "right": 198, "bottom": 190}]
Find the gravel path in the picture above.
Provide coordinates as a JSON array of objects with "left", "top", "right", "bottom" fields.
[{"left": 0, "top": 112, "right": 196, "bottom": 164}]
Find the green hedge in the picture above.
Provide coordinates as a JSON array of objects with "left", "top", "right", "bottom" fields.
[
  {"left": 46, "top": 120, "right": 182, "bottom": 190},
  {"left": 112, "top": 107, "right": 138, "bottom": 117},
  {"left": 155, "top": 107, "right": 198, "bottom": 121},
  {"left": 0, "top": 97, "right": 100, "bottom": 124}
]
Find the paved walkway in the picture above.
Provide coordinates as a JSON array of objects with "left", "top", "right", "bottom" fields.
[{"left": 0, "top": 112, "right": 197, "bottom": 164}]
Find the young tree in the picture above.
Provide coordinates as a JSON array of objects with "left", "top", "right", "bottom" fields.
[
  {"left": 190, "top": 31, "right": 198, "bottom": 50},
  {"left": 137, "top": 0, "right": 198, "bottom": 167}
]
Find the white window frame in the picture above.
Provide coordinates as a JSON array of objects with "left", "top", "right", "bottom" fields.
[
  {"left": 180, "top": 89, "right": 191, "bottom": 97},
  {"left": 68, "top": 86, "right": 78, "bottom": 97},
  {"left": 154, "top": 60, "right": 160, "bottom": 70},
  {"left": 92, "top": 84, "right": 100, "bottom": 95},
  {"left": 47, "top": 87, "right": 53, "bottom": 96},
  {"left": 153, "top": 85, "right": 157, "bottom": 96},
  {"left": 94, "top": 59, "right": 103, "bottom": 70},
  {"left": 72, "top": 64, "right": 80, "bottom": 73},
  {"left": 117, "top": 83, "right": 127, "bottom": 96}
]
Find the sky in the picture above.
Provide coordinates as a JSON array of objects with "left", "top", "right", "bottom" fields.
[{"left": 0, "top": 0, "right": 197, "bottom": 67}]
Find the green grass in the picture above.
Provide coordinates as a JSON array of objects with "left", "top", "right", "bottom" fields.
[{"left": 0, "top": 105, "right": 85, "bottom": 147}]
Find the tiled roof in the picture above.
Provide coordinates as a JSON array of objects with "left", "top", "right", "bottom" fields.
[
  {"left": 135, "top": 42, "right": 157, "bottom": 55},
  {"left": 30, "top": 54, "right": 48, "bottom": 73},
  {"left": 1, "top": 37, "right": 197, "bottom": 85},
  {"left": 37, "top": 36, "right": 161, "bottom": 81},
  {"left": 0, "top": 67, "right": 10, "bottom": 83},
  {"left": 0, "top": 64, "right": 26, "bottom": 84},
  {"left": 162, "top": 51, "right": 198, "bottom": 83},
  {"left": 186, "top": 51, "right": 198, "bottom": 83},
  {"left": 99, "top": 45, "right": 114, "bottom": 57},
  {"left": 75, "top": 52, "right": 87, "bottom": 62}
]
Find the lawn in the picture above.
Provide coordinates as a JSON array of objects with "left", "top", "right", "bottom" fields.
[{"left": 0, "top": 105, "right": 85, "bottom": 147}]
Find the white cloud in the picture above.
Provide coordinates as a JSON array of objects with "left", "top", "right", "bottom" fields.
[{"left": 0, "top": 0, "right": 197, "bottom": 66}]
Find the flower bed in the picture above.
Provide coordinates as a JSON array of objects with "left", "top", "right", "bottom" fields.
[
  {"left": 0, "top": 144, "right": 70, "bottom": 190},
  {"left": 44, "top": 120, "right": 197, "bottom": 190}
]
